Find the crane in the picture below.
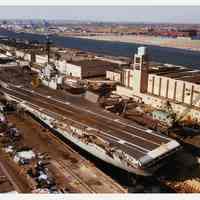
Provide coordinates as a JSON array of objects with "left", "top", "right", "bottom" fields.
[{"left": 164, "top": 91, "right": 200, "bottom": 128}]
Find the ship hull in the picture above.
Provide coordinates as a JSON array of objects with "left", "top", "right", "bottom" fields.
[
  {"left": 2, "top": 91, "right": 176, "bottom": 177},
  {"left": 18, "top": 101, "right": 153, "bottom": 176},
  {"left": 43, "top": 117, "right": 152, "bottom": 176}
]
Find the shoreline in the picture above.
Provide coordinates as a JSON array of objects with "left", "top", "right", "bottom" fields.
[
  {"left": 4, "top": 30, "right": 200, "bottom": 53},
  {"left": 71, "top": 35, "right": 200, "bottom": 53},
  {"left": 4, "top": 29, "right": 200, "bottom": 53},
  {"left": 1, "top": 29, "right": 200, "bottom": 67}
]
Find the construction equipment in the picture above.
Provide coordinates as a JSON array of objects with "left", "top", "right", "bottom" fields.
[
  {"left": 31, "top": 76, "right": 40, "bottom": 88},
  {"left": 165, "top": 92, "right": 200, "bottom": 126},
  {"left": 162, "top": 100, "right": 177, "bottom": 127}
]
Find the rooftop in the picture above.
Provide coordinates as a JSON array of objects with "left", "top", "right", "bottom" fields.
[
  {"left": 150, "top": 65, "right": 200, "bottom": 84},
  {"left": 68, "top": 59, "right": 119, "bottom": 71}
]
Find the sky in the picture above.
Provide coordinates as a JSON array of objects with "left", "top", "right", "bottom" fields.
[{"left": 0, "top": 6, "right": 199, "bottom": 23}]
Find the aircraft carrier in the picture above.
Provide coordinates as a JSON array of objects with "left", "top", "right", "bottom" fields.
[{"left": 0, "top": 81, "right": 181, "bottom": 176}]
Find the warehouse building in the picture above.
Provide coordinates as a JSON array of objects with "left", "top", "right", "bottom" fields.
[
  {"left": 66, "top": 59, "right": 117, "bottom": 79},
  {"left": 15, "top": 49, "right": 118, "bottom": 79},
  {"left": 147, "top": 69, "right": 200, "bottom": 107},
  {"left": 106, "top": 46, "right": 200, "bottom": 123}
]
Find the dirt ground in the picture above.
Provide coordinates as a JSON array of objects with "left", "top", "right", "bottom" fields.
[{"left": 0, "top": 112, "right": 125, "bottom": 193}]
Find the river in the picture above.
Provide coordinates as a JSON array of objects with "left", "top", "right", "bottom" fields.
[{"left": 0, "top": 29, "right": 200, "bottom": 68}]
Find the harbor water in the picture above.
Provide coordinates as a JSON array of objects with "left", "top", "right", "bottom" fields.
[{"left": 0, "top": 29, "right": 200, "bottom": 68}]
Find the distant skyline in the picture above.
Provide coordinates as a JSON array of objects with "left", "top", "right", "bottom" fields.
[{"left": 0, "top": 6, "right": 199, "bottom": 24}]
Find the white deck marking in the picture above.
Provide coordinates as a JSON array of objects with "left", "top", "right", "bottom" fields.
[
  {"left": 118, "top": 140, "right": 126, "bottom": 145},
  {"left": 6, "top": 86, "right": 161, "bottom": 146},
  {"left": 6, "top": 92, "right": 150, "bottom": 153},
  {"left": 19, "top": 86, "right": 170, "bottom": 141}
]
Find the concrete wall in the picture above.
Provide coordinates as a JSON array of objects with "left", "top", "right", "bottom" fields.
[
  {"left": 106, "top": 71, "right": 121, "bottom": 82},
  {"left": 124, "top": 69, "right": 133, "bottom": 89},
  {"left": 176, "top": 80, "right": 184, "bottom": 102},
  {"left": 106, "top": 69, "right": 133, "bottom": 88},
  {"left": 142, "top": 93, "right": 200, "bottom": 123},
  {"left": 65, "top": 63, "right": 81, "bottom": 78},
  {"left": 193, "top": 84, "right": 200, "bottom": 107},
  {"left": 55, "top": 60, "right": 67, "bottom": 74},
  {"left": 116, "top": 74, "right": 200, "bottom": 123},
  {"left": 153, "top": 75, "right": 160, "bottom": 96},
  {"left": 132, "top": 70, "right": 142, "bottom": 93},
  {"left": 184, "top": 82, "right": 192, "bottom": 105},
  {"left": 147, "top": 74, "right": 154, "bottom": 94},
  {"left": 15, "top": 50, "right": 31, "bottom": 62},
  {"left": 15, "top": 50, "right": 25, "bottom": 59},
  {"left": 147, "top": 74, "right": 200, "bottom": 108},
  {"left": 116, "top": 85, "right": 135, "bottom": 97},
  {"left": 35, "top": 55, "right": 48, "bottom": 64}
]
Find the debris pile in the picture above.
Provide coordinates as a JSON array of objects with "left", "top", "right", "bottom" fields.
[
  {"left": 0, "top": 108, "right": 59, "bottom": 193},
  {"left": 14, "top": 148, "right": 35, "bottom": 165},
  {"left": 3, "top": 145, "right": 14, "bottom": 153},
  {"left": 5, "top": 126, "right": 21, "bottom": 141},
  {"left": 27, "top": 161, "right": 58, "bottom": 193},
  {"left": 164, "top": 179, "right": 200, "bottom": 193},
  {"left": 99, "top": 93, "right": 131, "bottom": 115},
  {"left": 99, "top": 93, "right": 171, "bottom": 132}
]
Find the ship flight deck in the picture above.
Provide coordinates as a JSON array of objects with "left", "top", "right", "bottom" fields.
[{"left": 0, "top": 83, "right": 181, "bottom": 175}]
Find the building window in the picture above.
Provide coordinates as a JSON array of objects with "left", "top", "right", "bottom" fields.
[
  {"left": 135, "top": 65, "right": 140, "bottom": 70},
  {"left": 135, "top": 57, "right": 140, "bottom": 64}
]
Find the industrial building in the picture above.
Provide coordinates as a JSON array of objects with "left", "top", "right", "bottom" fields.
[
  {"left": 106, "top": 47, "right": 200, "bottom": 123},
  {"left": 64, "top": 59, "right": 117, "bottom": 79},
  {"left": 14, "top": 49, "right": 118, "bottom": 79}
]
